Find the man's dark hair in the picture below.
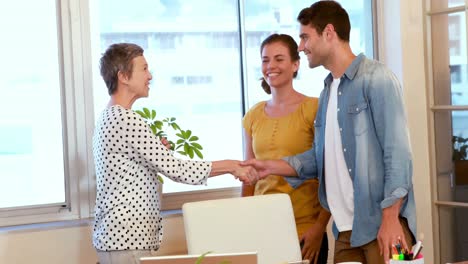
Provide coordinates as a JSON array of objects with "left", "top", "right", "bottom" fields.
[
  {"left": 99, "top": 43, "right": 144, "bottom": 95},
  {"left": 297, "top": 0, "right": 351, "bottom": 42}
]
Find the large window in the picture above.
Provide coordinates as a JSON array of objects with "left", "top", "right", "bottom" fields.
[
  {"left": 427, "top": 0, "right": 468, "bottom": 262},
  {"left": 0, "top": 2, "right": 67, "bottom": 214},
  {"left": 244, "top": 0, "right": 374, "bottom": 106},
  {"left": 91, "top": 0, "right": 375, "bottom": 197},
  {"left": 1, "top": 0, "right": 375, "bottom": 226}
]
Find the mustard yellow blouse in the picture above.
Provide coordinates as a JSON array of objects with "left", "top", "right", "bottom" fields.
[{"left": 243, "top": 97, "right": 322, "bottom": 237}]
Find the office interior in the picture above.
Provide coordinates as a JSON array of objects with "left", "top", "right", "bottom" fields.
[{"left": 0, "top": 0, "right": 467, "bottom": 263}]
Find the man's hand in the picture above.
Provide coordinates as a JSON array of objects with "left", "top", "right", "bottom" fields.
[
  {"left": 301, "top": 225, "right": 324, "bottom": 264},
  {"left": 377, "top": 199, "right": 407, "bottom": 264},
  {"left": 232, "top": 165, "right": 258, "bottom": 185},
  {"left": 240, "top": 159, "right": 271, "bottom": 179}
]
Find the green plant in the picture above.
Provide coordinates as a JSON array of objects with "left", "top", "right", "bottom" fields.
[
  {"left": 136, "top": 107, "right": 204, "bottom": 159},
  {"left": 136, "top": 107, "right": 204, "bottom": 183},
  {"left": 452, "top": 135, "right": 468, "bottom": 161}
]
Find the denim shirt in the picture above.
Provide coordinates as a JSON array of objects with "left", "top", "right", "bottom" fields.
[{"left": 284, "top": 54, "right": 416, "bottom": 247}]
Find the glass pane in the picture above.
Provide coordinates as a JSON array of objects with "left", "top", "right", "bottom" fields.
[
  {"left": 244, "top": 0, "right": 374, "bottom": 107},
  {"left": 434, "top": 110, "right": 468, "bottom": 201},
  {"left": 0, "top": 1, "right": 65, "bottom": 208},
  {"left": 431, "top": 12, "right": 468, "bottom": 106},
  {"left": 438, "top": 206, "right": 468, "bottom": 263},
  {"left": 432, "top": 0, "right": 466, "bottom": 10},
  {"left": 91, "top": 0, "right": 243, "bottom": 193}
]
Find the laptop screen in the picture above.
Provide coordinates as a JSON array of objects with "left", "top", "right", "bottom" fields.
[{"left": 182, "top": 194, "right": 302, "bottom": 264}]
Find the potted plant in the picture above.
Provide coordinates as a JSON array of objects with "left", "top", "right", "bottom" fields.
[
  {"left": 136, "top": 107, "right": 204, "bottom": 185},
  {"left": 452, "top": 135, "right": 468, "bottom": 185}
]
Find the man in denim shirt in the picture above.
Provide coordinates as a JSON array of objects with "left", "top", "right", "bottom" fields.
[{"left": 242, "top": 1, "right": 416, "bottom": 263}]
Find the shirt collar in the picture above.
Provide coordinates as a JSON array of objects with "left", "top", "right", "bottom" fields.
[{"left": 324, "top": 53, "right": 366, "bottom": 85}]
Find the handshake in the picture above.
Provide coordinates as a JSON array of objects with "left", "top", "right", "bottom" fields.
[{"left": 230, "top": 159, "right": 269, "bottom": 186}]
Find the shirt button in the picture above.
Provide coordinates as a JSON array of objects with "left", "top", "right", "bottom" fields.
[
  {"left": 340, "top": 128, "right": 343, "bottom": 131},
  {"left": 339, "top": 92, "right": 342, "bottom": 95},
  {"left": 344, "top": 148, "right": 347, "bottom": 152},
  {"left": 356, "top": 108, "right": 359, "bottom": 111},
  {"left": 349, "top": 168, "right": 352, "bottom": 172},
  {"left": 337, "top": 108, "right": 340, "bottom": 112}
]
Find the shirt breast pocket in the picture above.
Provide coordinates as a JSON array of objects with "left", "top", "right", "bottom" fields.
[{"left": 347, "top": 102, "right": 369, "bottom": 136}]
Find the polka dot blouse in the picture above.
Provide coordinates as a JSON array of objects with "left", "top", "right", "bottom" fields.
[{"left": 92, "top": 105, "right": 212, "bottom": 251}]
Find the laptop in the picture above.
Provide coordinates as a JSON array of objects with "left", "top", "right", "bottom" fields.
[
  {"left": 140, "top": 252, "right": 257, "bottom": 264},
  {"left": 182, "top": 194, "right": 303, "bottom": 264}
]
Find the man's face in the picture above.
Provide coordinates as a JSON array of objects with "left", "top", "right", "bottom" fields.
[
  {"left": 298, "top": 24, "right": 327, "bottom": 69},
  {"left": 127, "top": 55, "right": 152, "bottom": 98}
]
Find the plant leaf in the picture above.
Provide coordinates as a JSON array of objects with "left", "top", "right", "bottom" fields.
[
  {"left": 143, "top": 108, "right": 151, "bottom": 118},
  {"left": 187, "top": 146, "right": 194, "bottom": 158},
  {"left": 189, "top": 136, "right": 199, "bottom": 141},
  {"left": 185, "top": 130, "right": 192, "bottom": 139},
  {"left": 151, "top": 109, "right": 156, "bottom": 119},
  {"left": 191, "top": 142, "right": 203, "bottom": 150},
  {"left": 155, "top": 120, "right": 163, "bottom": 130},
  {"left": 156, "top": 131, "right": 166, "bottom": 138},
  {"left": 156, "top": 174, "right": 164, "bottom": 184},
  {"left": 135, "top": 110, "right": 145, "bottom": 118},
  {"left": 149, "top": 124, "right": 156, "bottom": 135},
  {"left": 172, "top": 123, "right": 181, "bottom": 130},
  {"left": 184, "top": 143, "right": 189, "bottom": 154},
  {"left": 179, "top": 129, "right": 187, "bottom": 139},
  {"left": 193, "top": 148, "right": 203, "bottom": 159},
  {"left": 195, "top": 251, "right": 213, "bottom": 264}
]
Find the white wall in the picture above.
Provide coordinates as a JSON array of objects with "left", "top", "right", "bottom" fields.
[
  {"left": 0, "top": 215, "right": 187, "bottom": 264},
  {"left": 0, "top": 0, "right": 437, "bottom": 263}
]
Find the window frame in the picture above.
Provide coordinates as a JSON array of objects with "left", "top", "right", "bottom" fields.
[{"left": 425, "top": 0, "right": 468, "bottom": 262}]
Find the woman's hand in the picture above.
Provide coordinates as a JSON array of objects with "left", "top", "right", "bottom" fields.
[
  {"left": 233, "top": 165, "right": 259, "bottom": 185},
  {"left": 160, "top": 137, "right": 172, "bottom": 150},
  {"left": 301, "top": 225, "right": 325, "bottom": 264}
]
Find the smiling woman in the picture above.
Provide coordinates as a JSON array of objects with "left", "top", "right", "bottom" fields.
[{"left": 242, "top": 33, "right": 329, "bottom": 264}]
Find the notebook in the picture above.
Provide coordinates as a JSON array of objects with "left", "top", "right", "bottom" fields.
[
  {"left": 140, "top": 252, "right": 257, "bottom": 264},
  {"left": 182, "top": 194, "right": 302, "bottom": 264}
]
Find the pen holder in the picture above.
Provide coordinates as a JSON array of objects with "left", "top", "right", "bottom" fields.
[{"left": 390, "top": 259, "right": 424, "bottom": 264}]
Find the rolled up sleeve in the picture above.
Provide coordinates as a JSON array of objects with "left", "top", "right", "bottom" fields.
[{"left": 282, "top": 147, "right": 318, "bottom": 188}]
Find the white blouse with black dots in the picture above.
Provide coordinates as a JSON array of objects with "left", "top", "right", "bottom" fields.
[{"left": 92, "top": 105, "right": 212, "bottom": 251}]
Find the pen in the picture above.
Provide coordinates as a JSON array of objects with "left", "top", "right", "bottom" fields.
[
  {"left": 412, "top": 240, "right": 423, "bottom": 259},
  {"left": 392, "top": 244, "right": 399, "bottom": 255},
  {"left": 396, "top": 243, "right": 401, "bottom": 254}
]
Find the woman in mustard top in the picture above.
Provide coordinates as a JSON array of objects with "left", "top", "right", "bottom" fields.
[{"left": 242, "top": 34, "right": 331, "bottom": 264}]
